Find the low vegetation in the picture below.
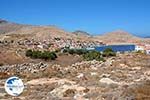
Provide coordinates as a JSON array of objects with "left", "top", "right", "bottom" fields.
[
  {"left": 26, "top": 49, "right": 57, "bottom": 60},
  {"left": 63, "top": 48, "right": 116, "bottom": 61},
  {"left": 102, "top": 48, "right": 116, "bottom": 57},
  {"left": 83, "top": 50, "right": 104, "bottom": 61},
  {"left": 135, "top": 50, "right": 145, "bottom": 54},
  {"left": 63, "top": 48, "right": 88, "bottom": 55},
  {"left": 26, "top": 48, "right": 116, "bottom": 61}
]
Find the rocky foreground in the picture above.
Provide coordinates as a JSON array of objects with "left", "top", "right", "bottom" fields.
[{"left": 0, "top": 53, "right": 150, "bottom": 100}]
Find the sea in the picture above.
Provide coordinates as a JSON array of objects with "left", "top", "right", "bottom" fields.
[{"left": 94, "top": 44, "right": 135, "bottom": 52}]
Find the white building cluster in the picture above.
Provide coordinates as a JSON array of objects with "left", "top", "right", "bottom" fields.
[{"left": 135, "top": 44, "right": 150, "bottom": 54}]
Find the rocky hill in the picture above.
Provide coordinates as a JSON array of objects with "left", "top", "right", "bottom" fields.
[
  {"left": 72, "top": 30, "right": 91, "bottom": 36},
  {"left": 0, "top": 19, "right": 72, "bottom": 38},
  {"left": 1, "top": 19, "right": 150, "bottom": 43},
  {"left": 0, "top": 19, "right": 7, "bottom": 23},
  {"left": 0, "top": 19, "right": 25, "bottom": 34},
  {"left": 95, "top": 30, "right": 143, "bottom": 44},
  {"left": 0, "top": 19, "right": 95, "bottom": 41}
]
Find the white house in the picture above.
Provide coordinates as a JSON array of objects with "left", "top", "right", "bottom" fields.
[
  {"left": 146, "top": 50, "right": 150, "bottom": 54},
  {"left": 145, "top": 45, "right": 150, "bottom": 55},
  {"left": 135, "top": 45, "right": 144, "bottom": 51}
]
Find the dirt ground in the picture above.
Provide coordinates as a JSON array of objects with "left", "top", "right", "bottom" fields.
[{"left": 0, "top": 48, "right": 150, "bottom": 100}]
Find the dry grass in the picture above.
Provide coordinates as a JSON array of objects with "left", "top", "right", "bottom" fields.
[
  {"left": 122, "top": 81, "right": 150, "bottom": 100},
  {"left": 0, "top": 72, "right": 11, "bottom": 79}
]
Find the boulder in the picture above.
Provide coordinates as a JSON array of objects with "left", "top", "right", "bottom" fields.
[{"left": 99, "top": 78, "right": 119, "bottom": 85}]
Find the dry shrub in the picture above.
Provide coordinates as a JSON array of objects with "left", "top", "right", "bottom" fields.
[
  {"left": 63, "top": 89, "right": 76, "bottom": 97},
  {"left": 0, "top": 72, "right": 10, "bottom": 79}
]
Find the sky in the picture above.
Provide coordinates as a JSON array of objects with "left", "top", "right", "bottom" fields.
[{"left": 0, "top": 0, "right": 150, "bottom": 36}]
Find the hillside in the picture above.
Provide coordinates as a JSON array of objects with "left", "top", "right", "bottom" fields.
[
  {"left": 0, "top": 19, "right": 96, "bottom": 41},
  {"left": 72, "top": 30, "right": 91, "bottom": 36},
  {"left": 95, "top": 30, "right": 143, "bottom": 44},
  {"left": 0, "top": 19, "right": 73, "bottom": 38},
  {"left": 1, "top": 19, "right": 150, "bottom": 43},
  {"left": 0, "top": 19, "right": 25, "bottom": 34}
]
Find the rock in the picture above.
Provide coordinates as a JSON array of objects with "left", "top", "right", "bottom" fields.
[
  {"left": 90, "top": 72, "right": 97, "bottom": 76},
  {"left": 100, "top": 74, "right": 110, "bottom": 78},
  {"left": 50, "top": 84, "right": 86, "bottom": 98},
  {"left": 77, "top": 73, "right": 84, "bottom": 78},
  {"left": 144, "top": 71, "right": 150, "bottom": 76},
  {"left": 99, "top": 78, "right": 119, "bottom": 85},
  {"left": 90, "top": 65, "right": 98, "bottom": 70},
  {"left": 104, "top": 58, "right": 115, "bottom": 66},
  {"left": 131, "top": 67, "right": 141, "bottom": 70},
  {"left": 27, "top": 78, "right": 76, "bottom": 85},
  {"left": 74, "top": 93, "right": 89, "bottom": 100},
  {"left": 120, "top": 63, "right": 129, "bottom": 69}
]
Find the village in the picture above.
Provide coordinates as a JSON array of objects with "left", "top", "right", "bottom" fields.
[
  {"left": 0, "top": 36, "right": 103, "bottom": 50},
  {"left": 1, "top": 36, "right": 150, "bottom": 55}
]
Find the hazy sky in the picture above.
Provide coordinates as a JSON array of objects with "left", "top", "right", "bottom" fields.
[{"left": 0, "top": 0, "right": 150, "bottom": 36}]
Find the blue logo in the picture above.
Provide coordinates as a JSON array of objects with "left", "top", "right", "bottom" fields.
[{"left": 4, "top": 76, "right": 24, "bottom": 96}]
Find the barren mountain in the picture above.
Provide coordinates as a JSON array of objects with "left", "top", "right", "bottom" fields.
[
  {"left": 0, "top": 19, "right": 7, "bottom": 23},
  {"left": 0, "top": 19, "right": 77, "bottom": 40},
  {"left": 0, "top": 19, "right": 25, "bottom": 34},
  {"left": 72, "top": 30, "right": 91, "bottom": 37},
  {"left": 95, "top": 30, "right": 143, "bottom": 44},
  {"left": 0, "top": 19, "right": 97, "bottom": 41},
  {"left": 1, "top": 19, "right": 150, "bottom": 43}
]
